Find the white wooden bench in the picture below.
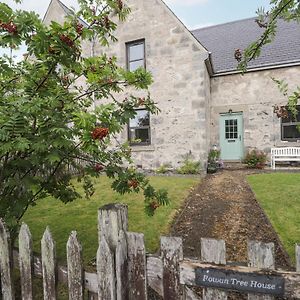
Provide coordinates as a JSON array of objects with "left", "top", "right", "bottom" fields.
[{"left": 271, "top": 147, "right": 300, "bottom": 169}]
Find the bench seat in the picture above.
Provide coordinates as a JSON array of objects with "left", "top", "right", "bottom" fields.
[{"left": 271, "top": 147, "right": 300, "bottom": 169}]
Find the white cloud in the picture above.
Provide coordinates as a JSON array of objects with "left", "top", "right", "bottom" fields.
[{"left": 164, "top": 0, "right": 208, "bottom": 6}]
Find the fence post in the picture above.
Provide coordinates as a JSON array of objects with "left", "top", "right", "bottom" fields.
[
  {"left": 97, "top": 204, "right": 128, "bottom": 300},
  {"left": 19, "top": 223, "right": 33, "bottom": 300},
  {"left": 296, "top": 244, "right": 300, "bottom": 273},
  {"left": 67, "top": 231, "right": 84, "bottom": 300},
  {"left": 248, "top": 241, "right": 275, "bottom": 300},
  {"left": 98, "top": 203, "right": 128, "bottom": 251},
  {"left": 41, "top": 227, "right": 57, "bottom": 300},
  {"left": 201, "top": 238, "right": 227, "bottom": 300},
  {"left": 127, "top": 232, "right": 147, "bottom": 300},
  {"left": 116, "top": 230, "right": 129, "bottom": 300},
  {"left": 161, "top": 236, "right": 183, "bottom": 300},
  {"left": 0, "top": 219, "right": 15, "bottom": 300}
]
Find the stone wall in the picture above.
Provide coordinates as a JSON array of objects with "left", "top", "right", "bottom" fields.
[
  {"left": 210, "top": 65, "right": 300, "bottom": 157},
  {"left": 92, "top": 0, "right": 210, "bottom": 170}
]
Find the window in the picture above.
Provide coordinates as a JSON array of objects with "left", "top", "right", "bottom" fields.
[
  {"left": 281, "top": 105, "right": 300, "bottom": 141},
  {"left": 225, "top": 119, "right": 238, "bottom": 139},
  {"left": 128, "top": 110, "right": 150, "bottom": 145},
  {"left": 126, "top": 40, "right": 145, "bottom": 71}
]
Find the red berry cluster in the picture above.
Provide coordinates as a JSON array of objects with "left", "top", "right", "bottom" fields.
[
  {"left": 95, "top": 163, "right": 104, "bottom": 172},
  {"left": 274, "top": 105, "right": 289, "bottom": 119},
  {"left": 255, "top": 19, "right": 267, "bottom": 29},
  {"left": 137, "top": 97, "right": 145, "bottom": 106},
  {"left": 0, "top": 21, "right": 17, "bottom": 34},
  {"left": 91, "top": 127, "right": 109, "bottom": 140},
  {"left": 150, "top": 201, "right": 160, "bottom": 211},
  {"left": 128, "top": 179, "right": 139, "bottom": 189},
  {"left": 59, "top": 34, "right": 74, "bottom": 48},
  {"left": 100, "top": 16, "right": 110, "bottom": 29},
  {"left": 117, "top": 0, "right": 123, "bottom": 10},
  {"left": 76, "top": 23, "right": 83, "bottom": 35},
  {"left": 234, "top": 49, "right": 242, "bottom": 62}
]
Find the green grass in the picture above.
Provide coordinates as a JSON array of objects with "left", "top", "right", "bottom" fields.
[
  {"left": 247, "top": 173, "right": 300, "bottom": 263},
  {"left": 23, "top": 176, "right": 198, "bottom": 266}
]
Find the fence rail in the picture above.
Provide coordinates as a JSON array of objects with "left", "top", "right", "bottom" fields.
[{"left": 0, "top": 203, "right": 299, "bottom": 299}]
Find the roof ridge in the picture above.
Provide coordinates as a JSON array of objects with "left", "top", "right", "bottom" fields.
[
  {"left": 191, "top": 16, "right": 257, "bottom": 32},
  {"left": 57, "top": 0, "right": 72, "bottom": 14},
  {"left": 56, "top": 0, "right": 88, "bottom": 27}
]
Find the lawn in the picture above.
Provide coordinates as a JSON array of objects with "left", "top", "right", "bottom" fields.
[
  {"left": 247, "top": 173, "right": 300, "bottom": 263},
  {"left": 22, "top": 175, "right": 198, "bottom": 266}
]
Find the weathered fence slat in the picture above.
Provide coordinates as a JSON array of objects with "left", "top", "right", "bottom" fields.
[
  {"left": 67, "top": 231, "right": 83, "bottom": 300},
  {"left": 201, "top": 238, "right": 227, "bottom": 300},
  {"left": 98, "top": 203, "right": 128, "bottom": 251},
  {"left": 184, "top": 286, "right": 201, "bottom": 300},
  {"left": 0, "top": 219, "right": 15, "bottom": 300},
  {"left": 161, "top": 236, "right": 183, "bottom": 300},
  {"left": 116, "top": 230, "right": 129, "bottom": 300},
  {"left": 41, "top": 227, "right": 57, "bottom": 300},
  {"left": 97, "top": 203, "right": 129, "bottom": 300},
  {"left": 147, "top": 255, "right": 163, "bottom": 296},
  {"left": 127, "top": 232, "right": 147, "bottom": 300},
  {"left": 248, "top": 241, "right": 275, "bottom": 300},
  {"left": 296, "top": 244, "right": 300, "bottom": 273},
  {"left": 97, "top": 235, "right": 115, "bottom": 300},
  {"left": 19, "top": 223, "right": 33, "bottom": 300}
]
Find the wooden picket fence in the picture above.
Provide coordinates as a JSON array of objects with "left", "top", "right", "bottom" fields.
[{"left": 0, "top": 203, "right": 300, "bottom": 299}]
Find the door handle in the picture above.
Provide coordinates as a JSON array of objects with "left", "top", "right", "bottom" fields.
[{"left": 239, "top": 135, "right": 241, "bottom": 141}]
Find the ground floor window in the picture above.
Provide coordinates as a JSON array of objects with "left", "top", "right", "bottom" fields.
[
  {"left": 128, "top": 109, "right": 150, "bottom": 145},
  {"left": 281, "top": 105, "right": 300, "bottom": 141}
]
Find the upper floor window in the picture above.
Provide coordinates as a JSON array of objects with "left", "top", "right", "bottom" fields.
[
  {"left": 128, "top": 109, "right": 150, "bottom": 145},
  {"left": 281, "top": 105, "right": 300, "bottom": 141},
  {"left": 126, "top": 40, "right": 145, "bottom": 71}
]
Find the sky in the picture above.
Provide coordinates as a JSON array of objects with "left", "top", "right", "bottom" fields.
[{"left": 1, "top": 0, "right": 272, "bottom": 59}]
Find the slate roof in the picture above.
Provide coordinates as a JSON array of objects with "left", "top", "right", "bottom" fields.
[{"left": 192, "top": 17, "right": 300, "bottom": 75}]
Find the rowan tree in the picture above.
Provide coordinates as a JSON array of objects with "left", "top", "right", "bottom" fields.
[{"left": 0, "top": 0, "right": 169, "bottom": 235}]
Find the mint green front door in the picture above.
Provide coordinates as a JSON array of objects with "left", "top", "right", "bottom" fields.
[{"left": 219, "top": 113, "right": 244, "bottom": 160}]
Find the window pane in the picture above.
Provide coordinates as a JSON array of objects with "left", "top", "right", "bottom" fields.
[
  {"left": 129, "top": 60, "right": 144, "bottom": 71},
  {"left": 135, "top": 128, "right": 150, "bottom": 143},
  {"left": 283, "top": 125, "right": 300, "bottom": 139},
  {"left": 129, "top": 43, "right": 144, "bottom": 61},
  {"left": 130, "top": 110, "right": 149, "bottom": 127}
]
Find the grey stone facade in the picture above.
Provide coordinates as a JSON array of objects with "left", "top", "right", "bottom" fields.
[
  {"left": 45, "top": 0, "right": 300, "bottom": 167},
  {"left": 210, "top": 66, "right": 300, "bottom": 157},
  {"left": 92, "top": 0, "right": 210, "bottom": 169}
]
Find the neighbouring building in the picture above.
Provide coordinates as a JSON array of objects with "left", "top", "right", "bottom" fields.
[{"left": 44, "top": 0, "right": 300, "bottom": 169}]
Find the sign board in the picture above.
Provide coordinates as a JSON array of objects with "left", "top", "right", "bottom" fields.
[{"left": 195, "top": 267, "right": 285, "bottom": 296}]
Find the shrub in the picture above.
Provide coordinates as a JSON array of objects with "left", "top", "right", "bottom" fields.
[
  {"left": 243, "top": 149, "right": 267, "bottom": 169},
  {"left": 156, "top": 164, "right": 171, "bottom": 174},
  {"left": 177, "top": 154, "right": 201, "bottom": 175}
]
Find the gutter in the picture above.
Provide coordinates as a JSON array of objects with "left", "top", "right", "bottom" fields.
[{"left": 212, "top": 60, "right": 300, "bottom": 77}]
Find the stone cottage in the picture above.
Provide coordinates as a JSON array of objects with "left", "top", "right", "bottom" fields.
[{"left": 44, "top": 0, "right": 300, "bottom": 169}]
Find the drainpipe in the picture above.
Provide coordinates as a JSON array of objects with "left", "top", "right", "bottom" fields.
[{"left": 205, "top": 52, "right": 214, "bottom": 77}]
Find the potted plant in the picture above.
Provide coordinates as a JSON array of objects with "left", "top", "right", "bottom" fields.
[{"left": 207, "top": 147, "right": 221, "bottom": 174}]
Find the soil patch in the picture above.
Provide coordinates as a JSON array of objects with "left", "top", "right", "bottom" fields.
[
  {"left": 169, "top": 169, "right": 292, "bottom": 299},
  {"left": 171, "top": 169, "right": 291, "bottom": 268}
]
